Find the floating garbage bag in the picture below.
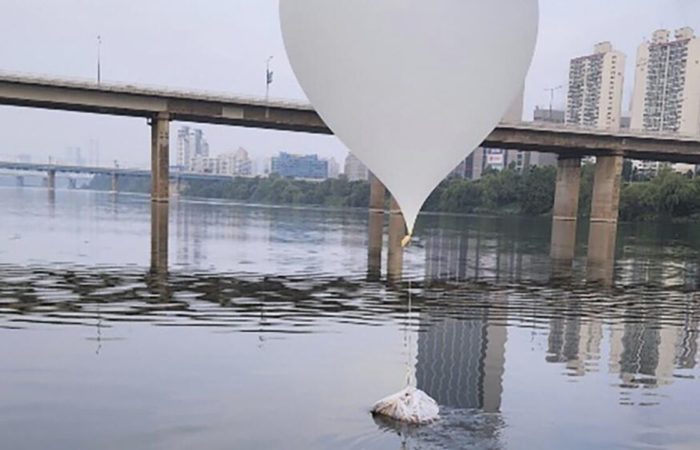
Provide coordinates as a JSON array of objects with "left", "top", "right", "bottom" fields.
[{"left": 371, "top": 386, "right": 439, "bottom": 425}]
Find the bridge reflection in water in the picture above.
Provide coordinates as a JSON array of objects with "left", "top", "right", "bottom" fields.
[{"left": 142, "top": 175, "right": 700, "bottom": 289}]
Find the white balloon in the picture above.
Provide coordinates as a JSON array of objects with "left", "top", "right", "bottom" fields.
[{"left": 280, "top": 0, "right": 539, "bottom": 234}]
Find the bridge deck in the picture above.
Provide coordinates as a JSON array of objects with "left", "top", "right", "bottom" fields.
[
  {"left": 1, "top": 73, "right": 700, "bottom": 163},
  {"left": 0, "top": 161, "right": 233, "bottom": 182}
]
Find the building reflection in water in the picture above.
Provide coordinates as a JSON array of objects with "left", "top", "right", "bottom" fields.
[
  {"left": 608, "top": 308, "right": 698, "bottom": 389},
  {"left": 545, "top": 299, "right": 699, "bottom": 395},
  {"left": 421, "top": 222, "right": 699, "bottom": 406},
  {"left": 416, "top": 308, "right": 507, "bottom": 413},
  {"left": 547, "top": 316, "right": 603, "bottom": 376}
]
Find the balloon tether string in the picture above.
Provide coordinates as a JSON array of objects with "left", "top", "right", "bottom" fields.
[
  {"left": 403, "top": 231, "right": 413, "bottom": 388},
  {"left": 406, "top": 277, "right": 413, "bottom": 387}
]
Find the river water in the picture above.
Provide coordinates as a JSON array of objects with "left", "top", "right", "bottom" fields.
[{"left": 0, "top": 187, "right": 698, "bottom": 449}]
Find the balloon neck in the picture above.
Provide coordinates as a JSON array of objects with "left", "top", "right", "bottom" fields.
[{"left": 401, "top": 234, "right": 413, "bottom": 248}]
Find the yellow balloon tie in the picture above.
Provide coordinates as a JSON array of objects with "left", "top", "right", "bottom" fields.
[{"left": 401, "top": 234, "right": 412, "bottom": 248}]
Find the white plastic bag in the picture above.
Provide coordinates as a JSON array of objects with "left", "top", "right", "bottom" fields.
[{"left": 371, "top": 386, "right": 440, "bottom": 425}]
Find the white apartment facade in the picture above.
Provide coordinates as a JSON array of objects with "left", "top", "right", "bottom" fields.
[
  {"left": 190, "top": 147, "right": 253, "bottom": 177},
  {"left": 218, "top": 147, "right": 253, "bottom": 177},
  {"left": 631, "top": 28, "right": 700, "bottom": 135},
  {"left": 630, "top": 28, "right": 700, "bottom": 175},
  {"left": 566, "top": 42, "right": 626, "bottom": 131}
]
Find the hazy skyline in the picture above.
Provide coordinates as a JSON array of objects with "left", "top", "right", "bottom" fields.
[{"left": 1, "top": 0, "right": 699, "bottom": 168}]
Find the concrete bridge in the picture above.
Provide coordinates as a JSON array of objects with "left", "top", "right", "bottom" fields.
[
  {"left": 0, "top": 160, "right": 236, "bottom": 192},
  {"left": 3, "top": 72, "right": 700, "bottom": 283}
]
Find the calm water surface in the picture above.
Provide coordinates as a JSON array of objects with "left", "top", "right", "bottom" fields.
[{"left": 0, "top": 187, "right": 698, "bottom": 449}]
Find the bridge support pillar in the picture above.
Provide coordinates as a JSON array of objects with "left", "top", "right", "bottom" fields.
[
  {"left": 550, "top": 157, "right": 581, "bottom": 270},
  {"left": 387, "top": 196, "right": 405, "bottom": 283},
  {"left": 111, "top": 173, "right": 118, "bottom": 193},
  {"left": 47, "top": 170, "right": 56, "bottom": 191},
  {"left": 587, "top": 154, "right": 623, "bottom": 284},
  {"left": 68, "top": 178, "right": 77, "bottom": 190},
  {"left": 16, "top": 176, "right": 24, "bottom": 187},
  {"left": 367, "top": 173, "right": 386, "bottom": 281},
  {"left": 150, "top": 112, "right": 170, "bottom": 203}
]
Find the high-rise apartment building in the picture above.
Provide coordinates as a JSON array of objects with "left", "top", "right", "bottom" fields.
[
  {"left": 177, "top": 126, "right": 210, "bottom": 171},
  {"left": 630, "top": 28, "right": 700, "bottom": 136},
  {"left": 566, "top": 42, "right": 626, "bottom": 130},
  {"left": 176, "top": 126, "right": 192, "bottom": 169}
]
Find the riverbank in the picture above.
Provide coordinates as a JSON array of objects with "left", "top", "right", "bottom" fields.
[{"left": 86, "top": 164, "right": 700, "bottom": 221}]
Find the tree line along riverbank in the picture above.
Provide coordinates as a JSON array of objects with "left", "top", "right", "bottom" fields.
[{"left": 86, "top": 162, "right": 700, "bottom": 221}]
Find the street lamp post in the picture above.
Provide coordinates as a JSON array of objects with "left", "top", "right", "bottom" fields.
[
  {"left": 97, "top": 35, "right": 102, "bottom": 85},
  {"left": 265, "top": 56, "right": 274, "bottom": 118}
]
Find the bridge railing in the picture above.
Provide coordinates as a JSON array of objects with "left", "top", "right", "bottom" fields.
[{"left": 0, "top": 70, "right": 313, "bottom": 110}]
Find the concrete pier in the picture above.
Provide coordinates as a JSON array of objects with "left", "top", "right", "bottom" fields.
[
  {"left": 150, "top": 202, "right": 169, "bottom": 275},
  {"left": 47, "top": 169, "right": 56, "bottom": 191},
  {"left": 367, "top": 174, "right": 386, "bottom": 280},
  {"left": 587, "top": 154, "right": 623, "bottom": 284},
  {"left": 387, "top": 196, "right": 405, "bottom": 282},
  {"left": 150, "top": 112, "right": 170, "bottom": 202},
  {"left": 550, "top": 157, "right": 582, "bottom": 267}
]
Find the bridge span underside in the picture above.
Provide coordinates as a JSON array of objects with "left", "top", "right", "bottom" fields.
[{"left": 3, "top": 73, "right": 700, "bottom": 283}]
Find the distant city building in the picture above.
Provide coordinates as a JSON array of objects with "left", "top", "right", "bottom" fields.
[
  {"left": 193, "top": 129, "right": 209, "bottom": 159},
  {"left": 217, "top": 147, "right": 253, "bottom": 177},
  {"left": 258, "top": 157, "right": 273, "bottom": 177},
  {"left": 344, "top": 153, "right": 369, "bottom": 181},
  {"left": 177, "top": 126, "right": 210, "bottom": 171},
  {"left": 630, "top": 28, "right": 700, "bottom": 175},
  {"left": 189, "top": 156, "right": 217, "bottom": 174},
  {"left": 327, "top": 157, "right": 340, "bottom": 179},
  {"left": 566, "top": 42, "right": 626, "bottom": 130},
  {"left": 271, "top": 152, "right": 328, "bottom": 180},
  {"left": 534, "top": 106, "right": 565, "bottom": 124},
  {"left": 176, "top": 127, "right": 192, "bottom": 170}
]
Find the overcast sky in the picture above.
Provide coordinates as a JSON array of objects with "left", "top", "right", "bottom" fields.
[{"left": 1, "top": 0, "right": 699, "bottom": 168}]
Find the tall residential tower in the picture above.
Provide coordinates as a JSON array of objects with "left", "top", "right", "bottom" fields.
[
  {"left": 566, "top": 42, "right": 626, "bottom": 131},
  {"left": 630, "top": 28, "right": 700, "bottom": 136}
]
